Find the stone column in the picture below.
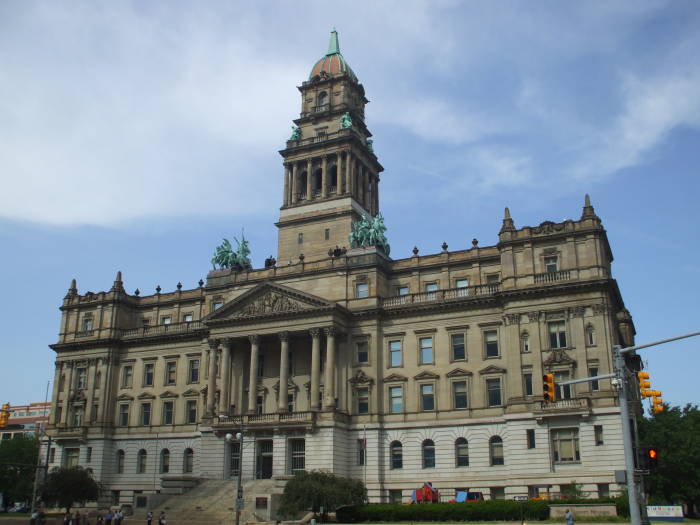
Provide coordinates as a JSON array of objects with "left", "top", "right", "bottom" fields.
[
  {"left": 323, "top": 327, "right": 337, "bottom": 410},
  {"left": 97, "top": 357, "right": 109, "bottom": 424},
  {"left": 60, "top": 361, "right": 73, "bottom": 425},
  {"left": 206, "top": 339, "right": 219, "bottom": 416},
  {"left": 348, "top": 153, "right": 355, "bottom": 198},
  {"left": 50, "top": 362, "right": 62, "bottom": 425},
  {"left": 321, "top": 156, "right": 328, "bottom": 198},
  {"left": 283, "top": 164, "right": 290, "bottom": 206},
  {"left": 309, "top": 329, "right": 321, "bottom": 411},
  {"left": 278, "top": 332, "right": 290, "bottom": 412},
  {"left": 220, "top": 338, "right": 232, "bottom": 415},
  {"left": 85, "top": 358, "right": 97, "bottom": 423},
  {"left": 291, "top": 163, "right": 297, "bottom": 204},
  {"left": 306, "top": 159, "right": 312, "bottom": 199},
  {"left": 247, "top": 335, "right": 260, "bottom": 413}
]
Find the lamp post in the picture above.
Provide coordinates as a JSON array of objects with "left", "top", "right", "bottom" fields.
[{"left": 226, "top": 432, "right": 244, "bottom": 525}]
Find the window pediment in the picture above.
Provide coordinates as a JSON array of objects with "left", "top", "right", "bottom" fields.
[
  {"left": 182, "top": 389, "right": 199, "bottom": 398},
  {"left": 446, "top": 368, "right": 473, "bottom": 378},
  {"left": 479, "top": 365, "right": 507, "bottom": 375},
  {"left": 116, "top": 393, "right": 134, "bottom": 401},
  {"left": 137, "top": 392, "right": 155, "bottom": 400},
  {"left": 383, "top": 373, "right": 408, "bottom": 383},
  {"left": 159, "top": 391, "right": 178, "bottom": 399},
  {"left": 413, "top": 370, "right": 440, "bottom": 380},
  {"left": 273, "top": 378, "right": 299, "bottom": 393},
  {"left": 349, "top": 370, "right": 374, "bottom": 385}
]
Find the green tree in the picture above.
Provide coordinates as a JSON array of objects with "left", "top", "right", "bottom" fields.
[
  {"left": 638, "top": 403, "right": 700, "bottom": 516},
  {"left": 0, "top": 434, "right": 39, "bottom": 506},
  {"left": 41, "top": 466, "right": 100, "bottom": 512},
  {"left": 278, "top": 471, "right": 366, "bottom": 518}
]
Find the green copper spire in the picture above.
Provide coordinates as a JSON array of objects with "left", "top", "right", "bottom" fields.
[{"left": 327, "top": 29, "right": 340, "bottom": 55}]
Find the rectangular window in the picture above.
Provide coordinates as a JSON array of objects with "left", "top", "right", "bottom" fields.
[
  {"left": 356, "top": 341, "right": 369, "bottom": 364},
  {"left": 451, "top": 333, "right": 466, "bottom": 361},
  {"left": 298, "top": 232, "right": 303, "bottom": 244},
  {"left": 82, "top": 317, "right": 93, "bottom": 331},
  {"left": 552, "top": 428, "right": 580, "bottom": 463},
  {"left": 230, "top": 442, "right": 240, "bottom": 476},
  {"left": 213, "top": 301, "right": 223, "bottom": 311},
  {"left": 357, "top": 439, "right": 366, "bottom": 466},
  {"left": 453, "top": 381, "right": 468, "bottom": 409},
  {"left": 287, "top": 393, "right": 294, "bottom": 413},
  {"left": 324, "top": 228, "right": 330, "bottom": 240},
  {"left": 544, "top": 256, "right": 558, "bottom": 273},
  {"left": 456, "top": 278, "right": 469, "bottom": 296},
  {"left": 586, "top": 327, "right": 596, "bottom": 346},
  {"left": 256, "top": 395, "right": 264, "bottom": 415},
  {"left": 289, "top": 439, "right": 306, "bottom": 474},
  {"left": 524, "top": 373, "right": 533, "bottom": 396},
  {"left": 355, "top": 282, "right": 369, "bottom": 298},
  {"left": 594, "top": 425, "right": 604, "bottom": 446},
  {"left": 389, "top": 340, "right": 402, "bottom": 367},
  {"left": 486, "top": 273, "right": 500, "bottom": 283},
  {"left": 188, "top": 359, "right": 200, "bottom": 383},
  {"left": 165, "top": 361, "right": 177, "bottom": 385},
  {"left": 389, "top": 490, "right": 402, "bottom": 505},
  {"left": 389, "top": 386, "right": 403, "bottom": 413},
  {"left": 527, "top": 429, "right": 536, "bottom": 449},
  {"left": 140, "top": 402, "right": 151, "bottom": 426},
  {"left": 419, "top": 337, "right": 433, "bottom": 364},
  {"left": 425, "top": 282, "right": 438, "bottom": 300},
  {"left": 486, "top": 378, "right": 502, "bottom": 407},
  {"left": 397, "top": 286, "right": 409, "bottom": 296},
  {"left": 186, "top": 400, "right": 197, "bottom": 424},
  {"left": 548, "top": 321, "right": 567, "bottom": 349},
  {"left": 86, "top": 447, "right": 92, "bottom": 463},
  {"left": 589, "top": 367, "right": 599, "bottom": 391},
  {"left": 63, "top": 448, "right": 79, "bottom": 468},
  {"left": 598, "top": 483, "right": 610, "bottom": 498},
  {"left": 49, "top": 448, "right": 56, "bottom": 463},
  {"left": 162, "top": 401, "right": 174, "bottom": 425},
  {"left": 183, "top": 313, "right": 193, "bottom": 323},
  {"left": 143, "top": 362, "right": 154, "bottom": 387},
  {"left": 162, "top": 316, "right": 172, "bottom": 325},
  {"left": 420, "top": 384, "right": 435, "bottom": 411},
  {"left": 76, "top": 367, "right": 87, "bottom": 390},
  {"left": 121, "top": 366, "right": 133, "bottom": 388},
  {"left": 119, "top": 404, "right": 129, "bottom": 427},
  {"left": 257, "top": 354, "right": 265, "bottom": 378},
  {"left": 555, "top": 370, "right": 572, "bottom": 399},
  {"left": 356, "top": 387, "right": 369, "bottom": 414},
  {"left": 484, "top": 330, "right": 499, "bottom": 358}
]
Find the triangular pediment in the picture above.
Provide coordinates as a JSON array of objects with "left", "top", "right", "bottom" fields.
[
  {"left": 204, "top": 282, "right": 336, "bottom": 323},
  {"left": 383, "top": 373, "right": 408, "bottom": 383},
  {"left": 159, "top": 391, "right": 178, "bottom": 399},
  {"left": 348, "top": 370, "right": 374, "bottom": 385},
  {"left": 137, "top": 392, "right": 156, "bottom": 400},
  {"left": 446, "top": 368, "right": 473, "bottom": 378},
  {"left": 182, "top": 388, "right": 200, "bottom": 397},
  {"left": 116, "top": 393, "right": 134, "bottom": 401},
  {"left": 544, "top": 349, "right": 577, "bottom": 367},
  {"left": 413, "top": 370, "right": 440, "bottom": 380},
  {"left": 479, "top": 365, "right": 507, "bottom": 375}
]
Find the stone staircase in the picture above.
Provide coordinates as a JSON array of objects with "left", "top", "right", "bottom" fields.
[{"left": 134, "top": 478, "right": 288, "bottom": 525}]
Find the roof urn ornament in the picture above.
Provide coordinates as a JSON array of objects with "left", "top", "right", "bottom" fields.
[
  {"left": 412, "top": 246, "right": 419, "bottom": 256},
  {"left": 176, "top": 282, "right": 182, "bottom": 291},
  {"left": 441, "top": 242, "right": 448, "bottom": 252},
  {"left": 65, "top": 278, "right": 78, "bottom": 299},
  {"left": 198, "top": 279, "right": 204, "bottom": 288},
  {"left": 472, "top": 238, "right": 479, "bottom": 248},
  {"left": 134, "top": 288, "right": 140, "bottom": 296}
]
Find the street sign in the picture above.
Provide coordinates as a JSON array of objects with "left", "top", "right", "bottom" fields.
[
  {"left": 236, "top": 498, "right": 244, "bottom": 510},
  {"left": 513, "top": 496, "right": 528, "bottom": 502}
]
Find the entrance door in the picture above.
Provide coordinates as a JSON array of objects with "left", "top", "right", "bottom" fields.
[{"left": 256, "top": 440, "right": 273, "bottom": 479}]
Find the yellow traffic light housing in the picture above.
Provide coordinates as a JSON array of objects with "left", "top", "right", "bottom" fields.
[
  {"left": 0, "top": 403, "right": 10, "bottom": 428},
  {"left": 543, "top": 373, "right": 556, "bottom": 403},
  {"left": 637, "top": 371, "right": 651, "bottom": 389},
  {"left": 653, "top": 405, "right": 664, "bottom": 414}
]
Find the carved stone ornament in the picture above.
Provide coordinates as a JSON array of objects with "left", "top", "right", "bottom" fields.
[
  {"left": 159, "top": 391, "right": 178, "bottom": 399},
  {"left": 503, "top": 313, "right": 520, "bottom": 326},
  {"left": 273, "top": 377, "right": 299, "bottom": 393},
  {"left": 348, "top": 369, "right": 374, "bottom": 385},
  {"left": 137, "top": 392, "right": 156, "bottom": 400},
  {"left": 569, "top": 306, "right": 586, "bottom": 318},
  {"left": 413, "top": 370, "right": 440, "bottom": 380},
  {"left": 544, "top": 349, "right": 577, "bottom": 368},
  {"left": 532, "top": 221, "right": 566, "bottom": 235},
  {"left": 116, "top": 393, "right": 134, "bottom": 401},
  {"left": 383, "top": 373, "right": 408, "bottom": 383},
  {"left": 446, "top": 368, "right": 473, "bottom": 378},
  {"left": 592, "top": 304, "right": 610, "bottom": 315},
  {"left": 182, "top": 388, "right": 199, "bottom": 398},
  {"left": 235, "top": 291, "right": 305, "bottom": 318},
  {"left": 545, "top": 310, "right": 566, "bottom": 321},
  {"left": 527, "top": 311, "right": 540, "bottom": 323},
  {"left": 479, "top": 365, "right": 507, "bottom": 375}
]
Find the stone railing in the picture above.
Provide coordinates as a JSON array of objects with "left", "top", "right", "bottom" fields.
[
  {"left": 534, "top": 270, "right": 571, "bottom": 284},
  {"left": 286, "top": 128, "right": 353, "bottom": 148},
  {"left": 121, "top": 321, "right": 205, "bottom": 340},
  {"left": 381, "top": 283, "right": 500, "bottom": 308},
  {"left": 75, "top": 330, "right": 95, "bottom": 338},
  {"left": 215, "top": 411, "right": 315, "bottom": 428},
  {"left": 538, "top": 397, "right": 590, "bottom": 412}
]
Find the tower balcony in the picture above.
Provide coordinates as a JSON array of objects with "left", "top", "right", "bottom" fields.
[
  {"left": 213, "top": 411, "right": 317, "bottom": 432},
  {"left": 381, "top": 283, "right": 500, "bottom": 309}
]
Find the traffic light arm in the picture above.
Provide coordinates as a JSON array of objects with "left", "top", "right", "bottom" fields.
[
  {"left": 556, "top": 373, "right": 616, "bottom": 386},
  {"left": 618, "top": 330, "right": 700, "bottom": 354}
]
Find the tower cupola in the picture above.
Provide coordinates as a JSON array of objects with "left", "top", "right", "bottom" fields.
[{"left": 309, "top": 30, "right": 358, "bottom": 82}]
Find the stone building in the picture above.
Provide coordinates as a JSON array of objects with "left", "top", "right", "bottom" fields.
[{"left": 46, "top": 31, "right": 635, "bottom": 508}]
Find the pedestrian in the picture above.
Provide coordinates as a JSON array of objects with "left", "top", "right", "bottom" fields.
[
  {"left": 104, "top": 510, "right": 113, "bottom": 525},
  {"left": 97, "top": 515, "right": 104, "bottom": 525},
  {"left": 158, "top": 511, "right": 166, "bottom": 525},
  {"left": 146, "top": 511, "right": 153, "bottom": 525},
  {"left": 115, "top": 509, "right": 123, "bottom": 525},
  {"left": 74, "top": 511, "right": 81, "bottom": 525},
  {"left": 565, "top": 509, "right": 574, "bottom": 525},
  {"left": 64, "top": 512, "right": 71, "bottom": 525}
]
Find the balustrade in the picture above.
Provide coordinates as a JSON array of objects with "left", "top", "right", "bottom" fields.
[
  {"left": 534, "top": 270, "right": 571, "bottom": 284},
  {"left": 381, "top": 283, "right": 500, "bottom": 308}
]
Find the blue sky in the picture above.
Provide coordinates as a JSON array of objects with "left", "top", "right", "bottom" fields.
[{"left": 1, "top": 1, "right": 699, "bottom": 408}]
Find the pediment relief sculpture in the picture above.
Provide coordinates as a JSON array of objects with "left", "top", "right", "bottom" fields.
[
  {"left": 544, "top": 349, "right": 576, "bottom": 367},
  {"left": 348, "top": 369, "right": 374, "bottom": 385},
  {"left": 383, "top": 373, "right": 408, "bottom": 383},
  {"left": 182, "top": 388, "right": 200, "bottom": 398},
  {"left": 273, "top": 377, "right": 299, "bottom": 393},
  {"left": 413, "top": 370, "right": 440, "bottom": 380},
  {"left": 137, "top": 392, "right": 156, "bottom": 400},
  {"left": 446, "top": 367, "right": 473, "bottom": 378},
  {"left": 159, "top": 391, "right": 178, "bottom": 399},
  {"left": 116, "top": 393, "right": 134, "bottom": 401}
]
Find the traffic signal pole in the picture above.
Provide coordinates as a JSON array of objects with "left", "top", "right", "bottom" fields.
[{"left": 556, "top": 330, "right": 700, "bottom": 525}]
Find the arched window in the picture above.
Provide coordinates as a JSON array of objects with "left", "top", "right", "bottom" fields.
[
  {"left": 489, "top": 436, "right": 504, "bottom": 466},
  {"left": 585, "top": 324, "right": 596, "bottom": 346},
  {"left": 521, "top": 331, "right": 530, "bottom": 353},
  {"left": 455, "top": 438, "right": 469, "bottom": 467},
  {"left": 313, "top": 168, "right": 323, "bottom": 193},
  {"left": 390, "top": 441, "right": 402, "bottom": 469},
  {"left": 160, "top": 449, "right": 170, "bottom": 474},
  {"left": 317, "top": 91, "right": 328, "bottom": 108},
  {"left": 422, "top": 439, "right": 435, "bottom": 468},
  {"left": 329, "top": 165, "right": 338, "bottom": 191},
  {"left": 116, "top": 450, "right": 125, "bottom": 474},
  {"left": 137, "top": 449, "right": 147, "bottom": 474},
  {"left": 183, "top": 448, "right": 194, "bottom": 473}
]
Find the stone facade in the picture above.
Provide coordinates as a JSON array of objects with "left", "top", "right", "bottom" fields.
[{"left": 46, "top": 31, "right": 635, "bottom": 506}]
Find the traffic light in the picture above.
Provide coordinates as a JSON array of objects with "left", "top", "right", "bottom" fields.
[
  {"left": 652, "top": 396, "right": 664, "bottom": 414},
  {"left": 638, "top": 371, "right": 664, "bottom": 413},
  {"left": 0, "top": 403, "right": 9, "bottom": 428},
  {"left": 543, "top": 373, "right": 556, "bottom": 403},
  {"left": 646, "top": 447, "right": 659, "bottom": 470}
]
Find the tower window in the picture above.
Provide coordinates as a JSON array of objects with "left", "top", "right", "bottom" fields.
[
  {"left": 298, "top": 232, "right": 303, "bottom": 245},
  {"left": 325, "top": 228, "right": 330, "bottom": 240}
]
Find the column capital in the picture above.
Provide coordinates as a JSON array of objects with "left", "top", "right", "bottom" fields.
[
  {"left": 324, "top": 326, "right": 337, "bottom": 337},
  {"left": 278, "top": 331, "right": 290, "bottom": 342},
  {"left": 221, "top": 337, "right": 234, "bottom": 348},
  {"left": 248, "top": 334, "right": 260, "bottom": 345},
  {"left": 208, "top": 338, "right": 220, "bottom": 350},
  {"left": 309, "top": 328, "right": 321, "bottom": 338}
]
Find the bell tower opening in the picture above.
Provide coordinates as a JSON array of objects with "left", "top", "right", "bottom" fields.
[{"left": 276, "top": 30, "right": 383, "bottom": 264}]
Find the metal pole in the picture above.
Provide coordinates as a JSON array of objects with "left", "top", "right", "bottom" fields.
[
  {"left": 236, "top": 432, "right": 244, "bottom": 525},
  {"left": 31, "top": 381, "right": 52, "bottom": 514},
  {"left": 614, "top": 345, "right": 642, "bottom": 525},
  {"left": 619, "top": 330, "right": 700, "bottom": 354}
]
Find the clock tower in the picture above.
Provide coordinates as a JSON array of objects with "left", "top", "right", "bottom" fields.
[{"left": 277, "top": 30, "right": 383, "bottom": 263}]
